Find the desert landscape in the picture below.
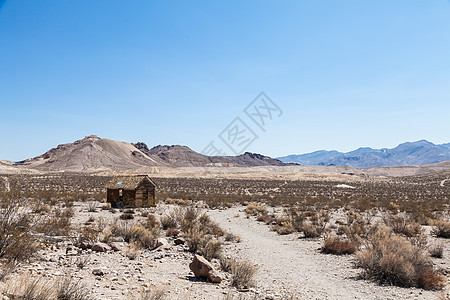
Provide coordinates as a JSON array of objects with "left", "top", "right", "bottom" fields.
[
  {"left": 0, "top": 136, "right": 448, "bottom": 299},
  {"left": 2, "top": 1, "right": 450, "bottom": 299}
]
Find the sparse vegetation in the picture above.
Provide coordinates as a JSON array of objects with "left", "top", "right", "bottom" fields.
[
  {"left": 356, "top": 225, "right": 445, "bottom": 290},
  {"left": 230, "top": 260, "right": 257, "bottom": 289},
  {"left": 321, "top": 236, "right": 356, "bottom": 255}
]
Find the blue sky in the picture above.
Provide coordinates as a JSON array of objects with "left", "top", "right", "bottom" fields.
[{"left": 1, "top": 0, "right": 450, "bottom": 161}]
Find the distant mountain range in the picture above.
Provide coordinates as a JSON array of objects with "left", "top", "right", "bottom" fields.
[
  {"left": 277, "top": 140, "right": 450, "bottom": 168},
  {"left": 15, "top": 135, "right": 286, "bottom": 171}
]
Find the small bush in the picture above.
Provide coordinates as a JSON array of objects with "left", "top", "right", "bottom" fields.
[
  {"left": 204, "top": 238, "right": 222, "bottom": 260},
  {"left": 219, "top": 256, "right": 235, "bottom": 273},
  {"left": 356, "top": 226, "right": 445, "bottom": 290},
  {"left": 160, "top": 215, "right": 178, "bottom": 230},
  {"left": 429, "top": 243, "right": 444, "bottom": 258},
  {"left": 384, "top": 215, "right": 422, "bottom": 237},
  {"left": 230, "top": 260, "right": 257, "bottom": 288},
  {"left": 166, "top": 227, "right": 179, "bottom": 237},
  {"left": 432, "top": 220, "right": 450, "bottom": 238},
  {"left": 55, "top": 276, "right": 90, "bottom": 300},
  {"left": 245, "top": 202, "right": 267, "bottom": 216},
  {"left": 321, "top": 236, "right": 356, "bottom": 255},
  {"left": 86, "top": 202, "right": 97, "bottom": 212},
  {"left": 120, "top": 213, "right": 134, "bottom": 220},
  {"left": 5, "top": 274, "right": 54, "bottom": 300},
  {"left": 300, "top": 222, "right": 325, "bottom": 238}
]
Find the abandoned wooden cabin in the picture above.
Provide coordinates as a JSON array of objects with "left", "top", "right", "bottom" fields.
[{"left": 105, "top": 175, "right": 156, "bottom": 207}]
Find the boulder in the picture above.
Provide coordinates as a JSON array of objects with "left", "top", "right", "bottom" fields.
[
  {"left": 92, "top": 269, "right": 104, "bottom": 276},
  {"left": 155, "top": 238, "right": 170, "bottom": 249},
  {"left": 91, "top": 242, "right": 111, "bottom": 252},
  {"left": 109, "top": 242, "right": 123, "bottom": 252},
  {"left": 189, "top": 255, "right": 222, "bottom": 283},
  {"left": 78, "top": 240, "right": 93, "bottom": 250},
  {"left": 174, "top": 237, "right": 185, "bottom": 245}
]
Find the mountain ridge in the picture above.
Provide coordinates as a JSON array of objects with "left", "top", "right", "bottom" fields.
[
  {"left": 15, "top": 135, "right": 288, "bottom": 171},
  {"left": 277, "top": 140, "right": 450, "bottom": 168}
]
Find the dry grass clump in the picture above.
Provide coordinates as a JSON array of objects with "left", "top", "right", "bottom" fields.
[
  {"left": 245, "top": 202, "right": 267, "bottom": 216},
  {"left": 321, "top": 236, "right": 356, "bottom": 255},
  {"left": 230, "top": 260, "right": 257, "bottom": 289},
  {"left": 36, "top": 207, "right": 74, "bottom": 237},
  {"left": 55, "top": 276, "right": 90, "bottom": 300},
  {"left": 111, "top": 222, "right": 160, "bottom": 250},
  {"left": 166, "top": 227, "right": 180, "bottom": 237},
  {"left": 356, "top": 225, "right": 445, "bottom": 290},
  {"left": 429, "top": 243, "right": 444, "bottom": 259},
  {"left": 165, "top": 198, "right": 191, "bottom": 206},
  {"left": 4, "top": 274, "right": 89, "bottom": 300},
  {"left": 0, "top": 188, "right": 43, "bottom": 261},
  {"left": 160, "top": 215, "right": 178, "bottom": 230},
  {"left": 4, "top": 274, "right": 54, "bottom": 300},
  {"left": 384, "top": 215, "right": 422, "bottom": 237},
  {"left": 432, "top": 219, "right": 450, "bottom": 238}
]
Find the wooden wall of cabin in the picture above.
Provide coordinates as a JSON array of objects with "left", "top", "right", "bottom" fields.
[
  {"left": 135, "top": 183, "right": 156, "bottom": 207},
  {"left": 107, "top": 188, "right": 136, "bottom": 208}
]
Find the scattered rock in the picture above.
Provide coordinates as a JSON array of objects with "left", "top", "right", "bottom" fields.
[
  {"left": 78, "top": 240, "right": 93, "bottom": 250},
  {"left": 174, "top": 237, "right": 185, "bottom": 245},
  {"left": 189, "top": 255, "right": 222, "bottom": 283},
  {"left": 155, "top": 238, "right": 169, "bottom": 249},
  {"left": 109, "top": 242, "right": 123, "bottom": 252},
  {"left": 92, "top": 269, "right": 105, "bottom": 276},
  {"left": 92, "top": 242, "right": 111, "bottom": 252}
]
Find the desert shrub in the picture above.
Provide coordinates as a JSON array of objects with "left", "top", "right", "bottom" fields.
[
  {"left": 145, "top": 214, "right": 160, "bottom": 229},
  {"left": 55, "top": 276, "right": 90, "bottom": 300},
  {"left": 299, "top": 222, "right": 325, "bottom": 238},
  {"left": 224, "top": 232, "right": 241, "bottom": 243},
  {"left": 128, "top": 226, "right": 160, "bottom": 249},
  {"left": 0, "top": 187, "right": 43, "bottom": 261},
  {"left": 36, "top": 207, "right": 74, "bottom": 237},
  {"left": 219, "top": 256, "right": 235, "bottom": 273},
  {"left": 76, "top": 224, "right": 101, "bottom": 244},
  {"left": 272, "top": 223, "right": 295, "bottom": 235},
  {"left": 165, "top": 198, "right": 190, "bottom": 206},
  {"left": 429, "top": 243, "right": 444, "bottom": 258},
  {"left": 256, "top": 213, "right": 274, "bottom": 224},
  {"left": 245, "top": 202, "right": 267, "bottom": 216},
  {"left": 321, "top": 236, "right": 356, "bottom": 255},
  {"left": 384, "top": 215, "right": 422, "bottom": 237},
  {"left": 160, "top": 215, "right": 178, "bottom": 230},
  {"left": 120, "top": 213, "right": 134, "bottom": 220},
  {"left": 166, "top": 227, "right": 179, "bottom": 237},
  {"left": 0, "top": 261, "right": 16, "bottom": 281},
  {"left": 356, "top": 225, "right": 445, "bottom": 290},
  {"left": 204, "top": 238, "right": 223, "bottom": 260},
  {"left": 5, "top": 274, "right": 54, "bottom": 300},
  {"left": 432, "top": 220, "right": 450, "bottom": 238},
  {"left": 230, "top": 260, "right": 257, "bottom": 288},
  {"left": 86, "top": 201, "right": 97, "bottom": 212}
]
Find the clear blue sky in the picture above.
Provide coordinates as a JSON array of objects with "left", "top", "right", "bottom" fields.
[{"left": 1, "top": 0, "right": 450, "bottom": 161}]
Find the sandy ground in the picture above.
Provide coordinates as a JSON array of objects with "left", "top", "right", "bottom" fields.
[{"left": 208, "top": 206, "right": 450, "bottom": 300}]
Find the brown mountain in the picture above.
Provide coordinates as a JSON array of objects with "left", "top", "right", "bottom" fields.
[{"left": 16, "top": 135, "right": 288, "bottom": 171}]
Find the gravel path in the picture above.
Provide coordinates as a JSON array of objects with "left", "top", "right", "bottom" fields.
[{"left": 208, "top": 207, "right": 442, "bottom": 300}]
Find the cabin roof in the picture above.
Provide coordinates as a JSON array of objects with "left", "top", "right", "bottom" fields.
[{"left": 105, "top": 175, "right": 156, "bottom": 190}]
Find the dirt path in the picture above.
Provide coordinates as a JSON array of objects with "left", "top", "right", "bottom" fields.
[{"left": 208, "top": 207, "right": 439, "bottom": 300}]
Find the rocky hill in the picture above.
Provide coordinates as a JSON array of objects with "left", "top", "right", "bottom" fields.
[{"left": 15, "top": 135, "right": 287, "bottom": 171}]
